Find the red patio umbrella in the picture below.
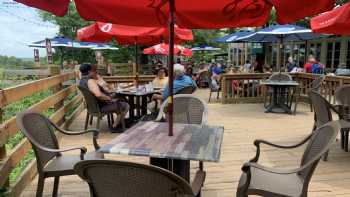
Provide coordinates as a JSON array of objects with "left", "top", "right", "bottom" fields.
[
  {"left": 77, "top": 22, "right": 193, "bottom": 88},
  {"left": 16, "top": 0, "right": 335, "bottom": 28},
  {"left": 143, "top": 43, "right": 192, "bottom": 57},
  {"left": 311, "top": 2, "right": 350, "bottom": 35},
  {"left": 77, "top": 22, "right": 193, "bottom": 45}
]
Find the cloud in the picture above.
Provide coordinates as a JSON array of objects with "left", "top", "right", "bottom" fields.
[{"left": 0, "top": 0, "right": 58, "bottom": 58}]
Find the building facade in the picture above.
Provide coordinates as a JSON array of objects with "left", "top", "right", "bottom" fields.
[{"left": 228, "top": 36, "right": 350, "bottom": 71}]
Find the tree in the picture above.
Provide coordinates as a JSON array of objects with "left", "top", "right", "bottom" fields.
[{"left": 39, "top": 3, "right": 133, "bottom": 64}]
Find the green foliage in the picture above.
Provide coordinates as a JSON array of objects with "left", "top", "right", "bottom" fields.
[{"left": 0, "top": 55, "right": 35, "bottom": 69}]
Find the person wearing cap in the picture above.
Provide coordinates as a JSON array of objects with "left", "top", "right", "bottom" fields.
[
  {"left": 79, "top": 63, "right": 129, "bottom": 132},
  {"left": 152, "top": 63, "right": 196, "bottom": 101}
]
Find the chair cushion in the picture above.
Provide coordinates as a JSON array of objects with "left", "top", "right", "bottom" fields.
[
  {"left": 238, "top": 167, "right": 303, "bottom": 197},
  {"left": 44, "top": 151, "right": 103, "bottom": 177}
]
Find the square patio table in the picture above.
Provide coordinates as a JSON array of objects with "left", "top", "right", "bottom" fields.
[
  {"left": 99, "top": 121, "right": 224, "bottom": 185},
  {"left": 261, "top": 80, "right": 299, "bottom": 114}
]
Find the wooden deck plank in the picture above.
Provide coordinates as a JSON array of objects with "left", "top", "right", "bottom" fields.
[{"left": 20, "top": 89, "right": 350, "bottom": 197}]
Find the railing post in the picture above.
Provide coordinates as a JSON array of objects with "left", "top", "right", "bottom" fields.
[
  {"left": 221, "top": 75, "right": 227, "bottom": 104},
  {"left": 0, "top": 101, "right": 9, "bottom": 190},
  {"left": 49, "top": 66, "right": 64, "bottom": 124}
]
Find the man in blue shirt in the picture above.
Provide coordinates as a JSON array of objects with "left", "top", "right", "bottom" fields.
[{"left": 153, "top": 64, "right": 196, "bottom": 101}]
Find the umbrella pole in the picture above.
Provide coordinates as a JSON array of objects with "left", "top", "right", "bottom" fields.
[
  {"left": 134, "top": 44, "right": 139, "bottom": 88},
  {"left": 168, "top": 0, "right": 175, "bottom": 136},
  {"left": 279, "top": 36, "right": 284, "bottom": 73}
]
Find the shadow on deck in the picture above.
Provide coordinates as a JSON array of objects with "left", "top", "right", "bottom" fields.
[{"left": 21, "top": 89, "right": 350, "bottom": 197}]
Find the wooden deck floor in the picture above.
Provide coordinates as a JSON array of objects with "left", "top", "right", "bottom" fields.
[{"left": 21, "top": 89, "right": 350, "bottom": 197}]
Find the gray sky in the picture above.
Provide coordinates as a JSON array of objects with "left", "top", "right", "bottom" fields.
[{"left": 0, "top": 0, "right": 58, "bottom": 58}]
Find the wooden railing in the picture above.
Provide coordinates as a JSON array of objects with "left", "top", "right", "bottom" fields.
[
  {"left": 103, "top": 75, "right": 156, "bottom": 87},
  {"left": 221, "top": 73, "right": 271, "bottom": 104},
  {"left": 221, "top": 73, "right": 350, "bottom": 104},
  {"left": 0, "top": 68, "right": 83, "bottom": 197}
]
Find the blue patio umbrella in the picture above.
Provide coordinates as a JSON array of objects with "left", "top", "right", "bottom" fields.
[
  {"left": 239, "top": 24, "right": 325, "bottom": 70},
  {"left": 191, "top": 45, "right": 221, "bottom": 51},
  {"left": 191, "top": 45, "right": 221, "bottom": 62},
  {"left": 28, "top": 36, "right": 75, "bottom": 48},
  {"left": 214, "top": 30, "right": 254, "bottom": 43},
  {"left": 239, "top": 24, "right": 324, "bottom": 43}
]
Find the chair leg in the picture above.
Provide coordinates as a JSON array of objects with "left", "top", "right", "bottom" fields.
[
  {"left": 36, "top": 175, "right": 45, "bottom": 197},
  {"left": 323, "top": 150, "right": 329, "bottom": 161},
  {"left": 52, "top": 176, "right": 60, "bottom": 197},
  {"left": 84, "top": 113, "right": 89, "bottom": 130},
  {"left": 208, "top": 91, "right": 212, "bottom": 103},
  {"left": 309, "top": 98, "right": 313, "bottom": 112},
  {"left": 345, "top": 130, "right": 349, "bottom": 152},
  {"left": 341, "top": 129, "right": 345, "bottom": 150},
  {"left": 96, "top": 116, "right": 101, "bottom": 130},
  {"left": 107, "top": 115, "right": 111, "bottom": 127},
  {"left": 217, "top": 91, "right": 220, "bottom": 100},
  {"left": 89, "top": 116, "right": 93, "bottom": 125}
]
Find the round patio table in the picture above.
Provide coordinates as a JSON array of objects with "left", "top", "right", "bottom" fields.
[{"left": 261, "top": 80, "right": 299, "bottom": 114}]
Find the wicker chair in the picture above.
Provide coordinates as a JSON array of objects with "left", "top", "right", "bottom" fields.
[
  {"left": 263, "top": 73, "right": 293, "bottom": 109},
  {"left": 198, "top": 70, "right": 210, "bottom": 88},
  {"left": 177, "top": 85, "right": 196, "bottom": 94},
  {"left": 16, "top": 111, "right": 103, "bottom": 197},
  {"left": 308, "top": 90, "right": 344, "bottom": 160},
  {"left": 149, "top": 85, "right": 196, "bottom": 116},
  {"left": 74, "top": 160, "right": 200, "bottom": 197},
  {"left": 78, "top": 86, "right": 117, "bottom": 130},
  {"left": 335, "top": 85, "right": 350, "bottom": 151},
  {"left": 236, "top": 121, "right": 340, "bottom": 197},
  {"left": 308, "top": 75, "right": 325, "bottom": 112},
  {"left": 156, "top": 94, "right": 208, "bottom": 125},
  {"left": 155, "top": 94, "right": 207, "bottom": 184},
  {"left": 208, "top": 77, "right": 221, "bottom": 103}
]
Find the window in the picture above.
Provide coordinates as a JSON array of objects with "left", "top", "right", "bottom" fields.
[
  {"left": 334, "top": 42, "right": 341, "bottom": 68},
  {"left": 326, "top": 43, "right": 333, "bottom": 68},
  {"left": 326, "top": 41, "right": 341, "bottom": 69},
  {"left": 346, "top": 41, "right": 350, "bottom": 68},
  {"left": 310, "top": 43, "right": 322, "bottom": 61},
  {"left": 284, "top": 44, "right": 292, "bottom": 65}
]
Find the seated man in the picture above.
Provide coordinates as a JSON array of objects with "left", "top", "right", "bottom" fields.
[
  {"left": 79, "top": 64, "right": 129, "bottom": 132},
  {"left": 152, "top": 63, "right": 197, "bottom": 102}
]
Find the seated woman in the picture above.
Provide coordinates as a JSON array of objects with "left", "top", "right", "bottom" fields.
[
  {"left": 152, "top": 67, "right": 168, "bottom": 89},
  {"left": 79, "top": 64, "right": 129, "bottom": 132}
]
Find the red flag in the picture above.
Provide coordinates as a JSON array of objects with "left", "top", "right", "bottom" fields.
[
  {"left": 311, "top": 2, "right": 350, "bottom": 35},
  {"left": 143, "top": 43, "right": 192, "bottom": 57}
]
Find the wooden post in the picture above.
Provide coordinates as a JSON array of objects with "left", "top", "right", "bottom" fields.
[
  {"left": 0, "top": 101, "right": 9, "bottom": 189},
  {"left": 221, "top": 75, "right": 227, "bottom": 104},
  {"left": 49, "top": 66, "right": 64, "bottom": 124}
]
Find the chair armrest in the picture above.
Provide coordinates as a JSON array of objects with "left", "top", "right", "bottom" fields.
[
  {"left": 37, "top": 145, "right": 87, "bottom": 160},
  {"left": 49, "top": 122, "right": 100, "bottom": 150},
  {"left": 250, "top": 134, "right": 312, "bottom": 162}
]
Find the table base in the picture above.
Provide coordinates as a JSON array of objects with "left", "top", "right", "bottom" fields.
[{"left": 150, "top": 157, "right": 201, "bottom": 197}]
